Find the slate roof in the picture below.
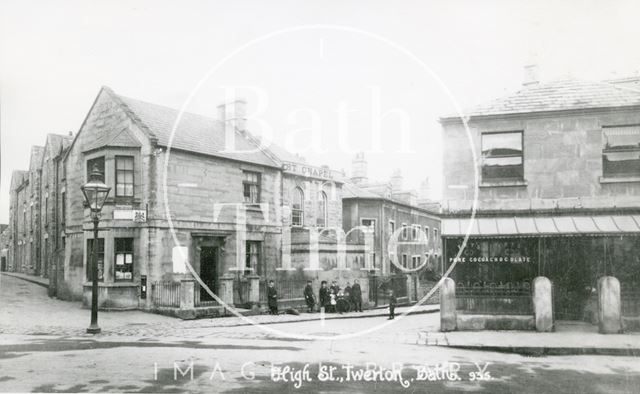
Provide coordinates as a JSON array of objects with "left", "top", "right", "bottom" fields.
[
  {"left": 28, "top": 146, "right": 44, "bottom": 172},
  {"left": 43, "top": 134, "right": 74, "bottom": 161},
  {"left": 109, "top": 89, "right": 280, "bottom": 168},
  {"left": 10, "top": 170, "right": 28, "bottom": 190},
  {"left": 441, "top": 77, "right": 640, "bottom": 120},
  {"left": 342, "top": 182, "right": 386, "bottom": 199}
]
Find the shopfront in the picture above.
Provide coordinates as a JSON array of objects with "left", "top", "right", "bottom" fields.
[{"left": 443, "top": 215, "right": 640, "bottom": 321}]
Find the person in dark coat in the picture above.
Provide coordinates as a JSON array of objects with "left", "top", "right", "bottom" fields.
[
  {"left": 319, "top": 281, "right": 329, "bottom": 313},
  {"left": 388, "top": 289, "right": 397, "bottom": 320},
  {"left": 267, "top": 280, "right": 278, "bottom": 315},
  {"left": 351, "top": 279, "right": 363, "bottom": 312},
  {"left": 303, "top": 280, "right": 315, "bottom": 313}
]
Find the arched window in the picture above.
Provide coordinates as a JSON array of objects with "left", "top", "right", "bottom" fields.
[
  {"left": 317, "top": 191, "right": 328, "bottom": 227},
  {"left": 291, "top": 187, "right": 304, "bottom": 226}
]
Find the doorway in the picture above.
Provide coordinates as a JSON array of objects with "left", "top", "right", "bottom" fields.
[
  {"left": 200, "top": 246, "right": 218, "bottom": 301},
  {"left": 541, "top": 237, "right": 598, "bottom": 322}
]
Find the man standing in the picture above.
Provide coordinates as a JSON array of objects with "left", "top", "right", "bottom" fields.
[
  {"left": 351, "top": 279, "right": 363, "bottom": 312},
  {"left": 303, "top": 280, "right": 315, "bottom": 313},
  {"left": 388, "top": 289, "right": 397, "bottom": 320},
  {"left": 319, "top": 281, "right": 329, "bottom": 313},
  {"left": 267, "top": 280, "right": 278, "bottom": 315}
]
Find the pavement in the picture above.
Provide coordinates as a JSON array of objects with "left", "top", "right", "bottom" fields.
[
  {"left": 1, "top": 271, "right": 49, "bottom": 288},
  {"left": 3, "top": 272, "right": 640, "bottom": 357},
  {"left": 422, "top": 324, "right": 640, "bottom": 356},
  {"left": 2, "top": 273, "right": 640, "bottom": 393}
]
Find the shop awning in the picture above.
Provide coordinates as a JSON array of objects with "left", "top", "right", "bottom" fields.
[{"left": 442, "top": 215, "right": 640, "bottom": 237}]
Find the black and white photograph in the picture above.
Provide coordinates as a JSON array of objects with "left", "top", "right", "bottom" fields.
[{"left": 1, "top": 1, "right": 640, "bottom": 393}]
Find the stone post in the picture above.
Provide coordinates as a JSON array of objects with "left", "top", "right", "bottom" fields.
[
  {"left": 440, "top": 277, "right": 456, "bottom": 332},
  {"left": 177, "top": 279, "right": 196, "bottom": 320},
  {"left": 360, "top": 276, "right": 370, "bottom": 305},
  {"left": 533, "top": 276, "right": 553, "bottom": 332},
  {"left": 219, "top": 274, "right": 235, "bottom": 306},
  {"left": 598, "top": 276, "right": 622, "bottom": 334},
  {"left": 246, "top": 275, "right": 260, "bottom": 305},
  {"left": 180, "top": 279, "right": 195, "bottom": 310},
  {"left": 407, "top": 275, "right": 414, "bottom": 302}
]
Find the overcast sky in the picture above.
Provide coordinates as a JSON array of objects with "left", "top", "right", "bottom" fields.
[{"left": 2, "top": 0, "right": 640, "bottom": 223}]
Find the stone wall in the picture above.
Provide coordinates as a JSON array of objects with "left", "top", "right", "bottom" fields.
[{"left": 442, "top": 109, "right": 640, "bottom": 213}]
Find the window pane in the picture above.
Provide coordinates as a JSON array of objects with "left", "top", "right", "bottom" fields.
[
  {"left": 603, "top": 152, "right": 640, "bottom": 177},
  {"left": 603, "top": 126, "right": 640, "bottom": 149},
  {"left": 482, "top": 132, "right": 522, "bottom": 156}
]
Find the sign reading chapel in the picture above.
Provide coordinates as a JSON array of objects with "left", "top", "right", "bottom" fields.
[{"left": 282, "top": 161, "right": 334, "bottom": 180}]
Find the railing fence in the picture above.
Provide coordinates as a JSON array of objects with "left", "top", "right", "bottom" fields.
[{"left": 456, "top": 283, "right": 533, "bottom": 315}]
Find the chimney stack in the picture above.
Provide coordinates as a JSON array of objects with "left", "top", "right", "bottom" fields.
[
  {"left": 217, "top": 99, "right": 247, "bottom": 132},
  {"left": 390, "top": 169, "right": 403, "bottom": 193},
  {"left": 351, "top": 152, "right": 368, "bottom": 184},
  {"left": 523, "top": 63, "right": 540, "bottom": 87}
]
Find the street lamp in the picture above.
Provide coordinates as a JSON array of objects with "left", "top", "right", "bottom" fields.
[{"left": 81, "top": 163, "right": 111, "bottom": 334}]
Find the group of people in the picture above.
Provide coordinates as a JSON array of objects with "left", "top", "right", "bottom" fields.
[
  {"left": 267, "top": 278, "right": 396, "bottom": 320},
  {"left": 304, "top": 279, "right": 363, "bottom": 314}
]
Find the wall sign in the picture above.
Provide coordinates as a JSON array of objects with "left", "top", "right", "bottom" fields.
[{"left": 282, "top": 161, "right": 334, "bottom": 180}]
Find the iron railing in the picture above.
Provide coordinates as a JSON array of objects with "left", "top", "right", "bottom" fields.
[
  {"left": 369, "top": 274, "right": 409, "bottom": 307},
  {"left": 151, "top": 281, "right": 180, "bottom": 308},
  {"left": 194, "top": 281, "right": 219, "bottom": 307},
  {"left": 456, "top": 283, "right": 533, "bottom": 315},
  {"left": 622, "top": 288, "right": 640, "bottom": 317},
  {"left": 259, "top": 278, "right": 307, "bottom": 304}
]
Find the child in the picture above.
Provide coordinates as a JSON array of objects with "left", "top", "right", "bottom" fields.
[{"left": 329, "top": 288, "right": 337, "bottom": 313}]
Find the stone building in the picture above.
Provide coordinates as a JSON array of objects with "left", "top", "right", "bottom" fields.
[
  {"left": 440, "top": 74, "right": 640, "bottom": 321},
  {"left": 342, "top": 153, "right": 442, "bottom": 304},
  {"left": 56, "top": 86, "right": 366, "bottom": 310},
  {"left": 0, "top": 225, "right": 8, "bottom": 271},
  {"left": 7, "top": 145, "right": 45, "bottom": 276},
  {"left": 39, "top": 133, "right": 73, "bottom": 297}
]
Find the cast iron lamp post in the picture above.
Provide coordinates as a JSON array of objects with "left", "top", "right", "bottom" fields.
[{"left": 81, "top": 164, "right": 111, "bottom": 334}]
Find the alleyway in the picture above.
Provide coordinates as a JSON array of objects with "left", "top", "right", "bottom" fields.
[{"left": 1, "top": 274, "right": 640, "bottom": 393}]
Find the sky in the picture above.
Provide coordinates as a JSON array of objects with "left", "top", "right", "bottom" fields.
[{"left": 1, "top": 0, "right": 640, "bottom": 223}]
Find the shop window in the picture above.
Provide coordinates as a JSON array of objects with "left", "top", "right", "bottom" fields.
[
  {"left": 317, "top": 191, "right": 328, "bottom": 227},
  {"left": 481, "top": 131, "right": 524, "bottom": 182},
  {"left": 602, "top": 126, "right": 640, "bottom": 178},
  {"left": 87, "top": 156, "right": 105, "bottom": 180},
  {"left": 86, "top": 238, "right": 104, "bottom": 282},
  {"left": 292, "top": 187, "right": 304, "bottom": 226},
  {"left": 242, "top": 171, "right": 261, "bottom": 204},
  {"left": 245, "top": 241, "right": 262, "bottom": 275},
  {"left": 115, "top": 156, "right": 134, "bottom": 197},
  {"left": 114, "top": 238, "right": 134, "bottom": 281}
]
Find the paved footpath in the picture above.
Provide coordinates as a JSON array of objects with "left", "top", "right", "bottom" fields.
[{"left": 0, "top": 273, "right": 438, "bottom": 338}]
